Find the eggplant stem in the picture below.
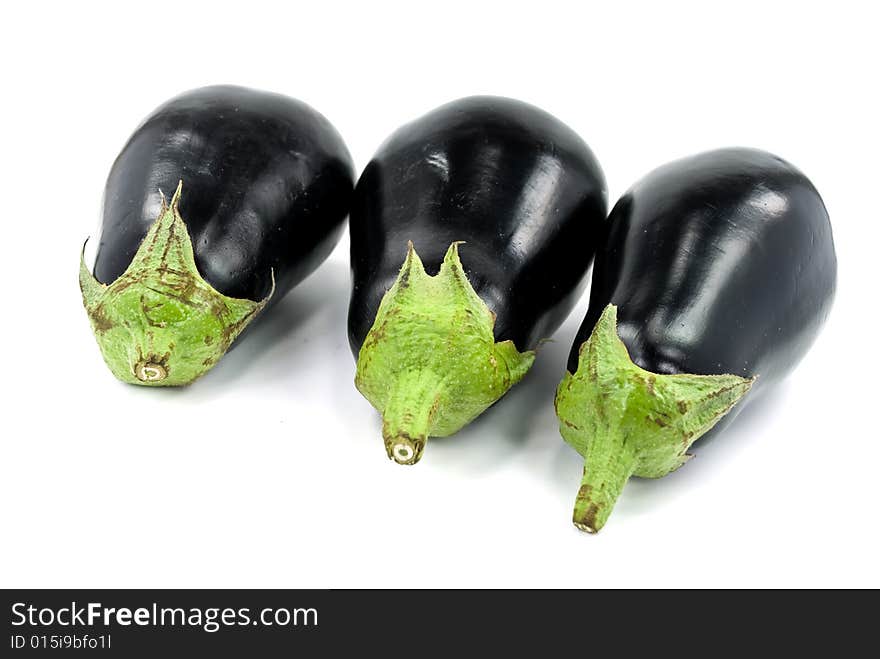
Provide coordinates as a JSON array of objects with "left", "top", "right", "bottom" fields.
[
  {"left": 556, "top": 304, "right": 755, "bottom": 533},
  {"left": 355, "top": 242, "right": 534, "bottom": 464},
  {"left": 380, "top": 371, "right": 443, "bottom": 465},
  {"left": 572, "top": 442, "right": 636, "bottom": 534},
  {"left": 79, "top": 183, "right": 272, "bottom": 387}
]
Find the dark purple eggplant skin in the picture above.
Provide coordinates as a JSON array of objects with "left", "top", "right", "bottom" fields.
[
  {"left": 94, "top": 85, "right": 354, "bottom": 305},
  {"left": 347, "top": 96, "right": 607, "bottom": 355},
  {"left": 569, "top": 147, "right": 836, "bottom": 431}
]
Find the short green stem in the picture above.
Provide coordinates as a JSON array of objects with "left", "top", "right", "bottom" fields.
[
  {"left": 573, "top": 436, "right": 636, "bottom": 533},
  {"left": 381, "top": 371, "right": 443, "bottom": 465},
  {"left": 355, "top": 242, "right": 534, "bottom": 463},
  {"left": 79, "top": 182, "right": 272, "bottom": 386},
  {"left": 555, "top": 304, "right": 755, "bottom": 533}
]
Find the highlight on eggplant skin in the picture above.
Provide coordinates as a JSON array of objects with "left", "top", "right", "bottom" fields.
[
  {"left": 555, "top": 147, "right": 837, "bottom": 534},
  {"left": 79, "top": 85, "right": 355, "bottom": 386},
  {"left": 349, "top": 95, "right": 607, "bottom": 465}
]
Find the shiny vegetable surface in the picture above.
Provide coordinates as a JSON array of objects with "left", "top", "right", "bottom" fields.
[
  {"left": 349, "top": 96, "right": 607, "bottom": 464},
  {"left": 80, "top": 85, "right": 354, "bottom": 385},
  {"left": 556, "top": 147, "right": 837, "bottom": 532}
]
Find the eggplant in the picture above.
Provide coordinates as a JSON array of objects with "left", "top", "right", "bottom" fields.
[
  {"left": 349, "top": 96, "right": 607, "bottom": 464},
  {"left": 79, "top": 85, "right": 354, "bottom": 386},
  {"left": 555, "top": 148, "right": 837, "bottom": 532}
]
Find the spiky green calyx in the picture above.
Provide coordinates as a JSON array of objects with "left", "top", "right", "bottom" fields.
[
  {"left": 79, "top": 182, "right": 273, "bottom": 386},
  {"left": 355, "top": 242, "right": 535, "bottom": 465},
  {"left": 555, "top": 304, "right": 755, "bottom": 533}
]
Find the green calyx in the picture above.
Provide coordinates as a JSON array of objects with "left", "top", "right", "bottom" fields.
[
  {"left": 355, "top": 241, "right": 535, "bottom": 465},
  {"left": 79, "top": 182, "right": 273, "bottom": 386},
  {"left": 555, "top": 304, "right": 755, "bottom": 533}
]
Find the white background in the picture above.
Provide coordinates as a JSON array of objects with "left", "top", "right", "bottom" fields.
[{"left": 1, "top": 1, "right": 877, "bottom": 588}]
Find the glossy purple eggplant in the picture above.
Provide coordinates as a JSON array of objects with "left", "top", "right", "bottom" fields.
[
  {"left": 556, "top": 147, "right": 836, "bottom": 533},
  {"left": 79, "top": 85, "right": 354, "bottom": 386},
  {"left": 349, "top": 96, "right": 607, "bottom": 464}
]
